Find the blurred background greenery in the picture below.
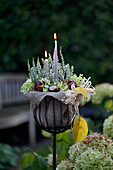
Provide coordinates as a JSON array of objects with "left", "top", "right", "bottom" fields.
[{"left": 0, "top": 0, "right": 113, "bottom": 85}]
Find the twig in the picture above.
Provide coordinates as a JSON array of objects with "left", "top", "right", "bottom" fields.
[{"left": 27, "top": 147, "right": 38, "bottom": 157}]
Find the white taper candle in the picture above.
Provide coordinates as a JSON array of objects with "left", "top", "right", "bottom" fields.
[
  {"left": 45, "top": 50, "right": 48, "bottom": 79},
  {"left": 54, "top": 33, "right": 58, "bottom": 79}
]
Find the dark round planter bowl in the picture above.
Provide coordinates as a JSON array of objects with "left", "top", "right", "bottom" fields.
[{"left": 33, "top": 96, "right": 75, "bottom": 134}]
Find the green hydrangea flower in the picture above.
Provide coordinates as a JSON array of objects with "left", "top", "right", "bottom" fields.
[
  {"left": 69, "top": 133, "right": 113, "bottom": 161},
  {"left": 71, "top": 74, "right": 87, "bottom": 87},
  {"left": 92, "top": 83, "right": 113, "bottom": 104},
  {"left": 20, "top": 79, "right": 34, "bottom": 94},
  {"left": 57, "top": 133, "right": 113, "bottom": 170},
  {"left": 103, "top": 115, "right": 113, "bottom": 138},
  {"left": 104, "top": 100, "right": 113, "bottom": 112},
  {"left": 74, "top": 148, "right": 113, "bottom": 170}
]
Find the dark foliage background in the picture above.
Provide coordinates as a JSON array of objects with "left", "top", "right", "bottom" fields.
[{"left": 0, "top": 0, "right": 113, "bottom": 85}]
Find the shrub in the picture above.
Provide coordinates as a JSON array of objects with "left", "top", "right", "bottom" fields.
[{"left": 0, "top": 143, "right": 21, "bottom": 169}]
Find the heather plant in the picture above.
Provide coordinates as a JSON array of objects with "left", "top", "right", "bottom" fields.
[
  {"left": 21, "top": 49, "right": 93, "bottom": 94},
  {"left": 27, "top": 49, "right": 74, "bottom": 83}
]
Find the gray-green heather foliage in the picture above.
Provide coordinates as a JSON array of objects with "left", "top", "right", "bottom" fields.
[
  {"left": 27, "top": 48, "right": 74, "bottom": 84},
  {"left": 21, "top": 49, "right": 75, "bottom": 93},
  {"left": 21, "top": 48, "right": 93, "bottom": 94}
]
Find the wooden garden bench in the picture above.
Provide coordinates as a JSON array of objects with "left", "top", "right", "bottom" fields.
[{"left": 0, "top": 74, "right": 36, "bottom": 145}]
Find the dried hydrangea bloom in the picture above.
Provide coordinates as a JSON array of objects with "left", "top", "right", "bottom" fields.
[
  {"left": 74, "top": 148, "right": 113, "bottom": 170},
  {"left": 69, "top": 133, "right": 113, "bottom": 161},
  {"left": 56, "top": 133, "right": 113, "bottom": 169}
]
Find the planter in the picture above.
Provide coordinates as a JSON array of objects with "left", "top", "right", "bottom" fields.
[{"left": 25, "top": 91, "right": 75, "bottom": 133}]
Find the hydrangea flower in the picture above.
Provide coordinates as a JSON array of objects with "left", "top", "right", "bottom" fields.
[
  {"left": 56, "top": 159, "right": 74, "bottom": 170},
  {"left": 103, "top": 115, "right": 113, "bottom": 138},
  {"left": 92, "top": 83, "right": 113, "bottom": 104},
  {"left": 57, "top": 133, "right": 113, "bottom": 170},
  {"left": 74, "top": 148, "right": 113, "bottom": 170}
]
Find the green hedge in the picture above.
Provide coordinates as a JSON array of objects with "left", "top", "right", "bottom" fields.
[{"left": 0, "top": 0, "right": 113, "bottom": 85}]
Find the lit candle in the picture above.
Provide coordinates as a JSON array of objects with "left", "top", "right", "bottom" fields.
[
  {"left": 45, "top": 50, "right": 48, "bottom": 79},
  {"left": 54, "top": 33, "right": 58, "bottom": 79}
]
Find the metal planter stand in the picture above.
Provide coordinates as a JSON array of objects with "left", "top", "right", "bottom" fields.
[
  {"left": 33, "top": 97, "right": 75, "bottom": 170},
  {"left": 53, "top": 133, "right": 56, "bottom": 170}
]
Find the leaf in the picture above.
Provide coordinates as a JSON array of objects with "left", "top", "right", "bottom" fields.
[
  {"left": 41, "top": 130, "right": 52, "bottom": 138},
  {"left": 20, "top": 153, "right": 35, "bottom": 168},
  {"left": 33, "top": 155, "right": 48, "bottom": 170},
  {"left": 56, "top": 130, "right": 74, "bottom": 159},
  {"left": 0, "top": 143, "right": 19, "bottom": 168},
  {"left": 56, "top": 130, "right": 72, "bottom": 144},
  {"left": 72, "top": 117, "right": 88, "bottom": 142}
]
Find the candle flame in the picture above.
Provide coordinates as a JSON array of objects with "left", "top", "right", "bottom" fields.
[
  {"left": 45, "top": 50, "right": 47, "bottom": 58},
  {"left": 54, "top": 33, "right": 57, "bottom": 40}
]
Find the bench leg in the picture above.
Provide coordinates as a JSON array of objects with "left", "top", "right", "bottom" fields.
[{"left": 29, "top": 104, "right": 36, "bottom": 145}]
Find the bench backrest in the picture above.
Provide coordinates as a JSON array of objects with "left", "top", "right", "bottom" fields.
[{"left": 0, "top": 74, "right": 28, "bottom": 108}]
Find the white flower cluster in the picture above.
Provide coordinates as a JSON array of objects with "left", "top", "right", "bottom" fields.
[
  {"left": 47, "top": 154, "right": 53, "bottom": 167},
  {"left": 56, "top": 159, "right": 74, "bottom": 170}
]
